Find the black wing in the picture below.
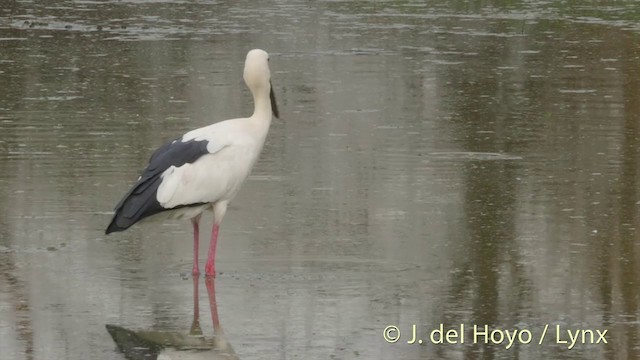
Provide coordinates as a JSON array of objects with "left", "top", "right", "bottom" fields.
[{"left": 105, "top": 138, "right": 211, "bottom": 234}]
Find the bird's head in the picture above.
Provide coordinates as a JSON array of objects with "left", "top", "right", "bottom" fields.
[{"left": 243, "top": 49, "right": 279, "bottom": 118}]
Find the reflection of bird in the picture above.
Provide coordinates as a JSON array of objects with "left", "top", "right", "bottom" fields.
[
  {"left": 106, "top": 277, "right": 237, "bottom": 360},
  {"left": 105, "top": 49, "right": 279, "bottom": 277}
]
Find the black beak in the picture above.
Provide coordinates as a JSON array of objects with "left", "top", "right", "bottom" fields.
[{"left": 270, "top": 81, "right": 279, "bottom": 119}]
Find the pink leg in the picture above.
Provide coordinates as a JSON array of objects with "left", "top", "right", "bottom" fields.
[
  {"left": 189, "top": 276, "right": 202, "bottom": 335},
  {"left": 204, "top": 224, "right": 219, "bottom": 277},
  {"left": 193, "top": 276, "right": 200, "bottom": 319},
  {"left": 205, "top": 277, "right": 221, "bottom": 332},
  {"left": 192, "top": 218, "right": 200, "bottom": 276}
]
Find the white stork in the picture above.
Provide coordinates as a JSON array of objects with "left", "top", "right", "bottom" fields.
[{"left": 106, "top": 49, "right": 279, "bottom": 277}]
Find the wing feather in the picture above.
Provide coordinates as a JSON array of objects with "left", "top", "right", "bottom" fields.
[{"left": 106, "top": 136, "right": 225, "bottom": 234}]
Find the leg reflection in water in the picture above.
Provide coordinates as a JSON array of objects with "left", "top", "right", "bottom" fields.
[{"left": 106, "top": 276, "right": 237, "bottom": 360}]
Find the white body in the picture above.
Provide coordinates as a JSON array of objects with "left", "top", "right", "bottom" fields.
[
  {"left": 156, "top": 116, "right": 270, "bottom": 221},
  {"left": 151, "top": 49, "right": 276, "bottom": 224}
]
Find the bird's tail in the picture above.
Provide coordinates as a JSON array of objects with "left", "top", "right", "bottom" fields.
[{"left": 105, "top": 176, "right": 164, "bottom": 235}]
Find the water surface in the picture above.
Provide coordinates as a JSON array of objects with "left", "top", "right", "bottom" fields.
[{"left": 1, "top": 1, "right": 639, "bottom": 359}]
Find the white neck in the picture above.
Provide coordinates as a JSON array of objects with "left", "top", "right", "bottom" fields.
[{"left": 250, "top": 84, "right": 273, "bottom": 124}]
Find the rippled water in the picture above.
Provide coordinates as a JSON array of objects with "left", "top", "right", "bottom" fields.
[{"left": 1, "top": 1, "right": 639, "bottom": 359}]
